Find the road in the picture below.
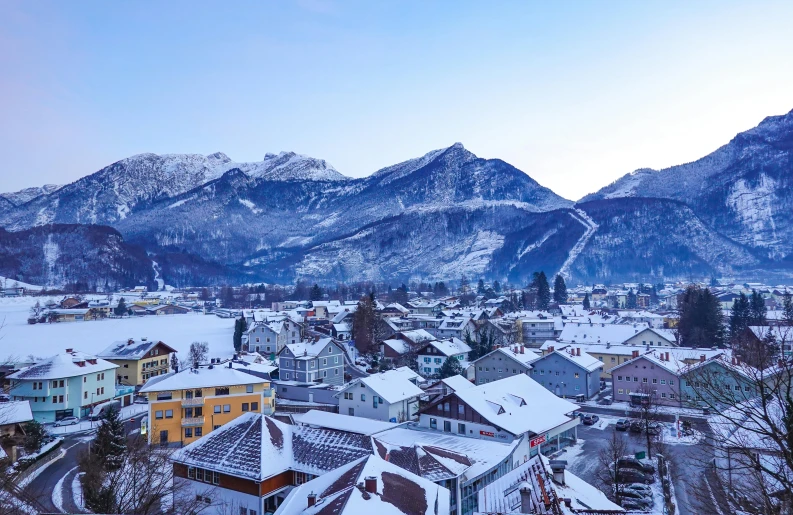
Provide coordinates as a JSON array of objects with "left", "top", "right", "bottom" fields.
[
  {"left": 23, "top": 416, "right": 143, "bottom": 514},
  {"left": 566, "top": 420, "right": 720, "bottom": 515}
]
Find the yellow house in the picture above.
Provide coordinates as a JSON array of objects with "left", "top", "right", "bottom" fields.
[
  {"left": 139, "top": 364, "right": 275, "bottom": 446},
  {"left": 97, "top": 338, "right": 177, "bottom": 386}
]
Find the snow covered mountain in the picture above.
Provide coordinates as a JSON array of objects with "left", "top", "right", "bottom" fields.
[
  {"left": 0, "top": 184, "right": 62, "bottom": 206},
  {"left": 582, "top": 108, "right": 793, "bottom": 259}
]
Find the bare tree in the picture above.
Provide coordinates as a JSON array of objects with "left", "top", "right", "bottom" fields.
[
  {"left": 188, "top": 341, "right": 209, "bottom": 368},
  {"left": 630, "top": 385, "right": 664, "bottom": 459},
  {"left": 597, "top": 430, "right": 630, "bottom": 505}
]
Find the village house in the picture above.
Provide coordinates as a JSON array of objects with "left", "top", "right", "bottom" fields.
[
  {"left": 530, "top": 346, "right": 604, "bottom": 400},
  {"left": 337, "top": 367, "right": 422, "bottom": 422},
  {"left": 245, "top": 317, "right": 301, "bottom": 356},
  {"left": 416, "top": 337, "right": 471, "bottom": 377},
  {"left": 0, "top": 401, "right": 34, "bottom": 462},
  {"left": 139, "top": 363, "right": 275, "bottom": 446},
  {"left": 97, "top": 337, "right": 177, "bottom": 386},
  {"left": 472, "top": 345, "right": 541, "bottom": 385},
  {"left": 145, "top": 304, "right": 191, "bottom": 315},
  {"left": 276, "top": 338, "right": 345, "bottom": 386},
  {"left": 610, "top": 349, "right": 687, "bottom": 406},
  {"left": 417, "top": 374, "right": 579, "bottom": 461},
  {"left": 7, "top": 349, "right": 118, "bottom": 423}
]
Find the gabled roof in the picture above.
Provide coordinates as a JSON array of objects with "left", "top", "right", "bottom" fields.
[
  {"left": 418, "top": 338, "right": 471, "bottom": 357},
  {"left": 534, "top": 347, "right": 604, "bottom": 373},
  {"left": 558, "top": 323, "right": 649, "bottom": 344},
  {"left": 347, "top": 368, "right": 423, "bottom": 404},
  {"left": 275, "top": 454, "right": 450, "bottom": 515},
  {"left": 440, "top": 375, "right": 474, "bottom": 393},
  {"left": 280, "top": 338, "right": 340, "bottom": 360},
  {"left": 610, "top": 349, "right": 689, "bottom": 376},
  {"left": 297, "top": 410, "right": 399, "bottom": 436},
  {"left": 0, "top": 401, "right": 33, "bottom": 425},
  {"left": 138, "top": 364, "right": 266, "bottom": 393},
  {"left": 397, "top": 329, "right": 435, "bottom": 345},
  {"left": 7, "top": 350, "right": 118, "bottom": 380},
  {"left": 98, "top": 338, "right": 176, "bottom": 360},
  {"left": 475, "top": 346, "right": 541, "bottom": 368},
  {"left": 448, "top": 375, "right": 578, "bottom": 436},
  {"left": 382, "top": 339, "right": 411, "bottom": 355}
]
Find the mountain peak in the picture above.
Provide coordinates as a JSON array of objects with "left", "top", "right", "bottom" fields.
[{"left": 206, "top": 152, "right": 231, "bottom": 163}]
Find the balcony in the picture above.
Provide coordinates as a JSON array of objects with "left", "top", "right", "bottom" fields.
[
  {"left": 262, "top": 406, "right": 274, "bottom": 416},
  {"left": 181, "top": 397, "right": 204, "bottom": 407},
  {"left": 181, "top": 416, "right": 205, "bottom": 427},
  {"left": 263, "top": 388, "right": 273, "bottom": 398}
]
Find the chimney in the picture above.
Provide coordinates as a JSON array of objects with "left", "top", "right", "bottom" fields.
[
  {"left": 549, "top": 346, "right": 554, "bottom": 353},
  {"left": 700, "top": 354, "right": 706, "bottom": 362},
  {"left": 563, "top": 498, "right": 572, "bottom": 508},
  {"left": 228, "top": 360, "right": 233, "bottom": 369},
  {"left": 364, "top": 476, "right": 377, "bottom": 494},
  {"left": 577, "top": 348, "right": 581, "bottom": 357},
  {"left": 606, "top": 342, "right": 611, "bottom": 349},
  {"left": 665, "top": 352, "right": 670, "bottom": 362},
  {"left": 307, "top": 492, "right": 317, "bottom": 507},
  {"left": 632, "top": 350, "right": 639, "bottom": 359},
  {"left": 66, "top": 348, "right": 73, "bottom": 353},
  {"left": 549, "top": 460, "right": 567, "bottom": 486},
  {"left": 520, "top": 346, "right": 524, "bottom": 354}
]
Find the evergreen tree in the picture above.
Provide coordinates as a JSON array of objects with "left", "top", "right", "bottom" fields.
[
  {"left": 23, "top": 420, "right": 47, "bottom": 453},
  {"left": 310, "top": 284, "right": 323, "bottom": 301},
  {"left": 532, "top": 272, "right": 551, "bottom": 310},
  {"left": 626, "top": 289, "right": 637, "bottom": 309},
  {"left": 170, "top": 354, "right": 180, "bottom": 372},
  {"left": 553, "top": 275, "right": 568, "bottom": 305},
  {"left": 582, "top": 293, "right": 591, "bottom": 310},
  {"left": 729, "top": 293, "right": 751, "bottom": 339},
  {"left": 114, "top": 297, "right": 127, "bottom": 316},
  {"left": 783, "top": 293, "right": 793, "bottom": 326},
  {"left": 749, "top": 290, "right": 767, "bottom": 326},
  {"left": 233, "top": 317, "right": 248, "bottom": 352},
  {"left": 393, "top": 284, "right": 409, "bottom": 305},
  {"left": 438, "top": 356, "right": 464, "bottom": 379},
  {"left": 91, "top": 406, "right": 127, "bottom": 471},
  {"left": 351, "top": 295, "right": 379, "bottom": 355},
  {"left": 493, "top": 280, "right": 501, "bottom": 293},
  {"left": 477, "top": 279, "right": 486, "bottom": 295},
  {"left": 678, "top": 286, "right": 726, "bottom": 348}
]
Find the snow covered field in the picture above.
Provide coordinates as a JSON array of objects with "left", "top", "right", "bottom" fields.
[{"left": 0, "top": 297, "right": 235, "bottom": 361}]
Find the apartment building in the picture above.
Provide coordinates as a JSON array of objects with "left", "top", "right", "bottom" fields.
[
  {"left": 139, "top": 363, "right": 275, "bottom": 446},
  {"left": 97, "top": 337, "right": 177, "bottom": 386}
]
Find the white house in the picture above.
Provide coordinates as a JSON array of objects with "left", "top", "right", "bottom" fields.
[
  {"left": 416, "top": 337, "right": 471, "bottom": 377},
  {"left": 337, "top": 367, "right": 423, "bottom": 422}
]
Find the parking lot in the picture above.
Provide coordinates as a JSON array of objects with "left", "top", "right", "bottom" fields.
[{"left": 559, "top": 414, "right": 712, "bottom": 515}]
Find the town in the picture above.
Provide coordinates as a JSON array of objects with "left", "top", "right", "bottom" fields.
[{"left": 0, "top": 274, "right": 790, "bottom": 515}]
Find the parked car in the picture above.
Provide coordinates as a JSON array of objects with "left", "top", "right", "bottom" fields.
[
  {"left": 616, "top": 468, "right": 655, "bottom": 484},
  {"left": 598, "top": 397, "right": 613, "bottom": 405},
  {"left": 615, "top": 419, "right": 629, "bottom": 431},
  {"left": 133, "top": 395, "right": 149, "bottom": 404},
  {"left": 620, "top": 488, "right": 654, "bottom": 502},
  {"left": 621, "top": 496, "right": 654, "bottom": 511},
  {"left": 630, "top": 420, "right": 644, "bottom": 433},
  {"left": 647, "top": 422, "right": 662, "bottom": 436},
  {"left": 618, "top": 457, "right": 656, "bottom": 474},
  {"left": 583, "top": 414, "right": 600, "bottom": 426},
  {"left": 624, "top": 483, "right": 653, "bottom": 496},
  {"left": 0, "top": 394, "right": 10, "bottom": 403},
  {"left": 53, "top": 416, "right": 80, "bottom": 427},
  {"left": 571, "top": 411, "right": 585, "bottom": 421}
]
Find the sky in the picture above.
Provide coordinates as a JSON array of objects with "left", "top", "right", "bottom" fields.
[{"left": 1, "top": 1, "right": 792, "bottom": 201}]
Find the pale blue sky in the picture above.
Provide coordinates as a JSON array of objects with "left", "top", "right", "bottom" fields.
[{"left": 2, "top": 1, "right": 792, "bottom": 199}]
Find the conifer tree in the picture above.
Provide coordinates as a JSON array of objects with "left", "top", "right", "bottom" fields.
[
  {"left": 729, "top": 293, "right": 751, "bottom": 339},
  {"left": 783, "top": 293, "right": 793, "bottom": 326},
  {"left": 438, "top": 356, "right": 463, "bottom": 379},
  {"left": 582, "top": 292, "right": 591, "bottom": 310},
  {"left": 91, "top": 406, "right": 127, "bottom": 471},
  {"left": 678, "top": 286, "right": 725, "bottom": 348},
  {"left": 553, "top": 275, "right": 567, "bottom": 305},
  {"left": 749, "top": 290, "right": 767, "bottom": 326},
  {"left": 532, "top": 272, "right": 551, "bottom": 310}
]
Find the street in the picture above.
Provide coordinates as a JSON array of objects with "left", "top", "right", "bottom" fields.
[
  {"left": 22, "top": 416, "right": 143, "bottom": 514},
  {"left": 563, "top": 417, "right": 720, "bottom": 515}
]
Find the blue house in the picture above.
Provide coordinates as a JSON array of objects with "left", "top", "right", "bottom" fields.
[{"left": 529, "top": 346, "right": 603, "bottom": 400}]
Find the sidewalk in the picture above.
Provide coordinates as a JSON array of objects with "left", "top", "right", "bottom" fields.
[{"left": 47, "top": 404, "right": 147, "bottom": 436}]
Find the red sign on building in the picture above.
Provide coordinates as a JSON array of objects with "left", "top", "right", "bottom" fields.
[
  {"left": 480, "top": 430, "right": 495, "bottom": 437},
  {"left": 530, "top": 434, "right": 547, "bottom": 448}
]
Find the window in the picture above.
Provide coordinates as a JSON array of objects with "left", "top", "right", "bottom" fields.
[
  {"left": 214, "top": 406, "right": 221, "bottom": 414},
  {"left": 188, "top": 467, "right": 196, "bottom": 479},
  {"left": 285, "top": 373, "right": 290, "bottom": 380},
  {"left": 443, "top": 420, "right": 451, "bottom": 432},
  {"left": 458, "top": 423, "right": 466, "bottom": 434},
  {"left": 424, "top": 357, "right": 431, "bottom": 363},
  {"left": 669, "top": 379, "right": 675, "bottom": 386},
  {"left": 574, "top": 373, "right": 579, "bottom": 378},
  {"left": 213, "top": 425, "right": 221, "bottom": 430},
  {"left": 83, "top": 377, "right": 86, "bottom": 383},
  {"left": 165, "top": 409, "right": 173, "bottom": 418},
  {"left": 59, "top": 395, "right": 64, "bottom": 403},
  {"left": 661, "top": 393, "right": 667, "bottom": 398},
  {"left": 223, "top": 404, "right": 231, "bottom": 413},
  {"left": 478, "top": 366, "right": 482, "bottom": 371},
  {"left": 685, "top": 380, "right": 691, "bottom": 387},
  {"left": 618, "top": 389, "right": 624, "bottom": 394},
  {"left": 84, "top": 392, "right": 87, "bottom": 399},
  {"left": 734, "top": 385, "right": 741, "bottom": 391},
  {"left": 617, "top": 375, "right": 622, "bottom": 381},
  {"left": 744, "top": 386, "right": 750, "bottom": 392},
  {"left": 348, "top": 407, "right": 355, "bottom": 416},
  {"left": 633, "top": 377, "right": 638, "bottom": 382},
  {"left": 660, "top": 379, "right": 666, "bottom": 385},
  {"left": 185, "top": 428, "right": 193, "bottom": 438},
  {"left": 52, "top": 380, "right": 57, "bottom": 388},
  {"left": 611, "top": 357, "right": 616, "bottom": 363},
  {"left": 100, "top": 387, "right": 104, "bottom": 395},
  {"left": 242, "top": 403, "right": 249, "bottom": 412},
  {"left": 458, "top": 404, "right": 464, "bottom": 415},
  {"left": 155, "top": 410, "right": 163, "bottom": 419},
  {"left": 96, "top": 374, "right": 100, "bottom": 381},
  {"left": 59, "top": 380, "right": 64, "bottom": 387},
  {"left": 322, "top": 358, "right": 327, "bottom": 366},
  {"left": 334, "top": 356, "right": 339, "bottom": 364},
  {"left": 246, "top": 385, "right": 254, "bottom": 393},
  {"left": 361, "top": 394, "right": 366, "bottom": 401},
  {"left": 642, "top": 378, "right": 648, "bottom": 383},
  {"left": 670, "top": 393, "right": 676, "bottom": 400},
  {"left": 555, "top": 371, "right": 560, "bottom": 376},
  {"left": 430, "top": 418, "right": 437, "bottom": 429},
  {"left": 251, "top": 402, "right": 258, "bottom": 411},
  {"left": 574, "top": 385, "right": 580, "bottom": 391},
  {"left": 652, "top": 378, "right": 658, "bottom": 384},
  {"left": 215, "top": 387, "right": 229, "bottom": 396}
]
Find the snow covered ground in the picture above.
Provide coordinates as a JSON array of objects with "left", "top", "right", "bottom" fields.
[
  {"left": 0, "top": 296, "right": 235, "bottom": 361},
  {"left": 47, "top": 403, "right": 148, "bottom": 435}
]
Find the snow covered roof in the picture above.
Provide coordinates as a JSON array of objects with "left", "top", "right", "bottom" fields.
[
  {"left": 477, "top": 454, "right": 623, "bottom": 514},
  {"left": 483, "top": 346, "right": 542, "bottom": 368},
  {"left": 139, "top": 364, "right": 266, "bottom": 393},
  {"left": 97, "top": 338, "right": 176, "bottom": 360},
  {"left": 535, "top": 348, "right": 604, "bottom": 373},
  {"left": 0, "top": 401, "right": 33, "bottom": 426},
  {"left": 7, "top": 350, "right": 118, "bottom": 381},
  {"left": 373, "top": 426, "right": 520, "bottom": 480},
  {"left": 558, "top": 323, "right": 651, "bottom": 344},
  {"left": 611, "top": 349, "right": 689, "bottom": 375},
  {"left": 440, "top": 375, "right": 474, "bottom": 392},
  {"left": 297, "top": 410, "right": 399, "bottom": 436},
  {"left": 540, "top": 341, "right": 726, "bottom": 362},
  {"left": 281, "top": 338, "right": 339, "bottom": 360},
  {"left": 275, "top": 455, "right": 450, "bottom": 515},
  {"left": 172, "top": 413, "right": 373, "bottom": 481},
  {"left": 333, "top": 323, "right": 351, "bottom": 333},
  {"left": 450, "top": 375, "right": 578, "bottom": 436},
  {"left": 382, "top": 339, "right": 411, "bottom": 355},
  {"left": 353, "top": 368, "right": 423, "bottom": 404},
  {"left": 420, "top": 338, "right": 471, "bottom": 357},
  {"left": 398, "top": 329, "right": 436, "bottom": 344}
]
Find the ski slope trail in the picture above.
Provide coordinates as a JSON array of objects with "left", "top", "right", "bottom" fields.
[{"left": 558, "top": 208, "right": 599, "bottom": 280}]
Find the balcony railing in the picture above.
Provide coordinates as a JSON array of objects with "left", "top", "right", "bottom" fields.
[
  {"left": 263, "top": 388, "right": 273, "bottom": 398},
  {"left": 262, "top": 406, "right": 274, "bottom": 416},
  {"left": 182, "top": 416, "right": 205, "bottom": 427},
  {"left": 181, "top": 397, "right": 204, "bottom": 407}
]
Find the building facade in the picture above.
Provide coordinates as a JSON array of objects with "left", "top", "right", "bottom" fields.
[
  {"left": 277, "top": 338, "right": 344, "bottom": 386},
  {"left": 529, "top": 348, "right": 603, "bottom": 400},
  {"left": 98, "top": 338, "right": 177, "bottom": 386}
]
